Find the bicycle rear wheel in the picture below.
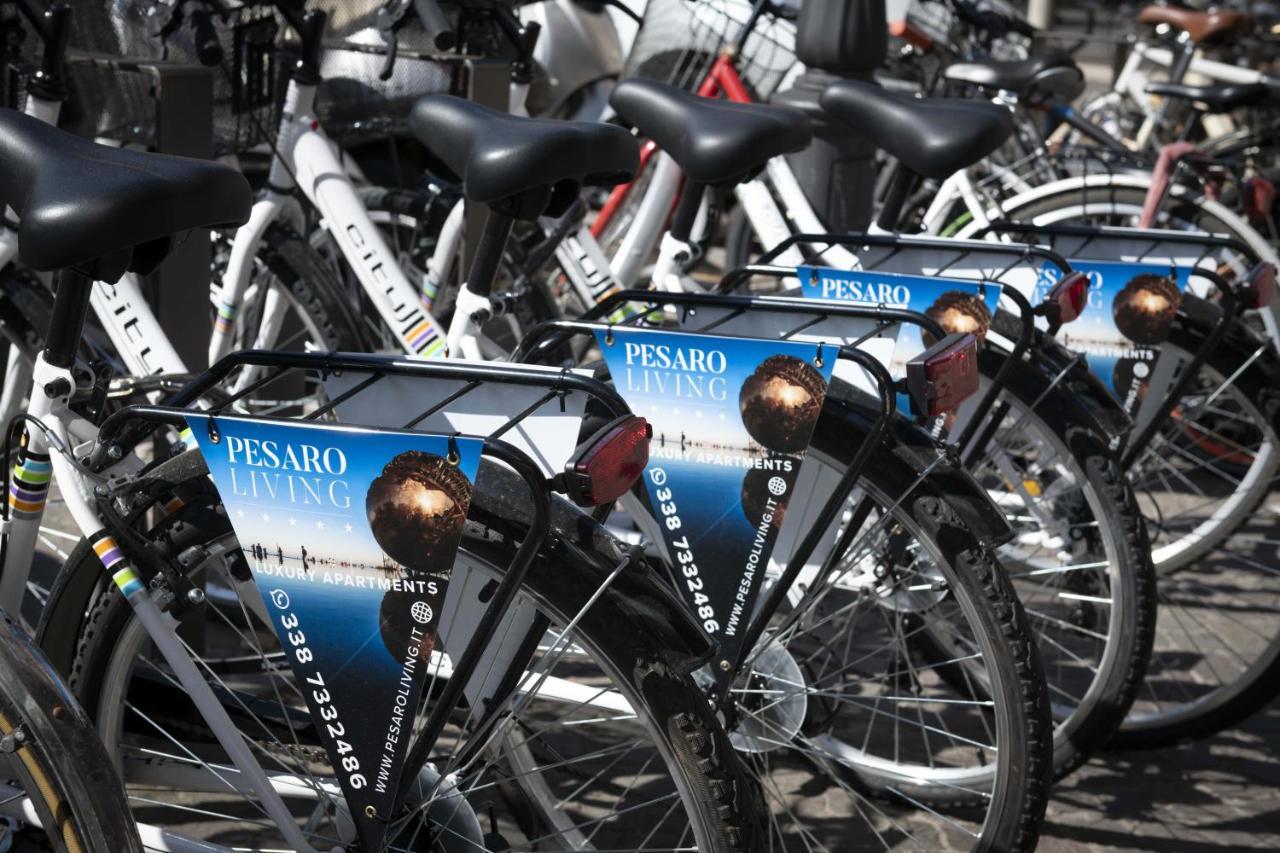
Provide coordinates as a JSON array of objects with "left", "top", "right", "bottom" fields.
[
  {"left": 957, "top": 352, "right": 1156, "bottom": 776},
  {"left": 0, "top": 611, "right": 141, "bottom": 852},
  {"left": 718, "top": 400, "right": 1053, "bottom": 851}
]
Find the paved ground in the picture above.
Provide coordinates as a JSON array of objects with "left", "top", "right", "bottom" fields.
[{"left": 1041, "top": 705, "right": 1280, "bottom": 852}]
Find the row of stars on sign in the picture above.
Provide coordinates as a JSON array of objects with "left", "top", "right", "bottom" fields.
[{"left": 235, "top": 509, "right": 353, "bottom": 532}]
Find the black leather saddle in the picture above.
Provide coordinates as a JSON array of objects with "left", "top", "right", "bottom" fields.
[
  {"left": 609, "top": 79, "right": 812, "bottom": 186},
  {"left": 0, "top": 108, "right": 250, "bottom": 282},
  {"left": 1145, "top": 81, "right": 1277, "bottom": 114},
  {"left": 944, "top": 53, "right": 1085, "bottom": 105},
  {"left": 409, "top": 96, "right": 639, "bottom": 220},
  {"left": 820, "top": 80, "right": 1014, "bottom": 181}
]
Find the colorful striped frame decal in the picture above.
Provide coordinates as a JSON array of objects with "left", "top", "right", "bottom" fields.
[
  {"left": 8, "top": 448, "right": 51, "bottom": 519},
  {"left": 90, "top": 531, "right": 144, "bottom": 598},
  {"left": 214, "top": 300, "right": 237, "bottom": 335}
]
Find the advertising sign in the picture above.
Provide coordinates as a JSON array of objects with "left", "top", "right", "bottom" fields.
[
  {"left": 796, "top": 266, "right": 1002, "bottom": 411},
  {"left": 1037, "top": 260, "right": 1187, "bottom": 409},
  {"left": 596, "top": 328, "right": 834, "bottom": 667},
  {"left": 187, "top": 415, "right": 483, "bottom": 852}
]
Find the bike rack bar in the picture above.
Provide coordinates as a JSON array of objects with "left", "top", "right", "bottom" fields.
[
  {"left": 974, "top": 219, "right": 1261, "bottom": 268},
  {"left": 93, "top": 349, "right": 631, "bottom": 469},
  {"left": 750, "top": 231, "right": 1075, "bottom": 276}
]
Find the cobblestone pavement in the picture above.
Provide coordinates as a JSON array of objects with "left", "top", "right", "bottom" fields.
[{"left": 1041, "top": 704, "right": 1280, "bottom": 851}]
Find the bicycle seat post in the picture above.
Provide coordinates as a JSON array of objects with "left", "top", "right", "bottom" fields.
[
  {"left": 464, "top": 209, "right": 516, "bottom": 301},
  {"left": 406, "top": 94, "right": 639, "bottom": 358},
  {"left": 43, "top": 268, "right": 93, "bottom": 373}
]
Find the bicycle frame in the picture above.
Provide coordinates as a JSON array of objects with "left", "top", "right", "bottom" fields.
[
  {"left": 209, "top": 77, "right": 448, "bottom": 370},
  {"left": 1096, "top": 34, "right": 1267, "bottom": 150}
]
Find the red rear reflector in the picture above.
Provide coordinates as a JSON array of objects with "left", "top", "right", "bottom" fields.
[
  {"left": 907, "top": 332, "right": 980, "bottom": 418},
  {"left": 1048, "top": 272, "right": 1090, "bottom": 323},
  {"left": 1246, "top": 262, "right": 1276, "bottom": 309},
  {"left": 559, "top": 416, "right": 651, "bottom": 507}
]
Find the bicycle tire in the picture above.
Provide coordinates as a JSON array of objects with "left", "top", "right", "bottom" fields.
[
  {"left": 1113, "top": 327, "right": 1280, "bottom": 747},
  {"left": 752, "top": 397, "right": 1053, "bottom": 852},
  {"left": 0, "top": 611, "right": 142, "bottom": 853},
  {"left": 963, "top": 349, "right": 1157, "bottom": 776},
  {"left": 227, "top": 223, "right": 367, "bottom": 354}
]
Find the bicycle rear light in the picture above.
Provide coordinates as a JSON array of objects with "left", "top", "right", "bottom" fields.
[
  {"left": 906, "top": 332, "right": 980, "bottom": 418},
  {"left": 1046, "top": 271, "right": 1090, "bottom": 324},
  {"left": 558, "top": 415, "right": 652, "bottom": 507},
  {"left": 1245, "top": 262, "right": 1276, "bottom": 309}
]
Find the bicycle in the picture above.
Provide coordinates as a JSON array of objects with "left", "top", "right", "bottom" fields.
[{"left": 1, "top": 104, "right": 764, "bottom": 851}]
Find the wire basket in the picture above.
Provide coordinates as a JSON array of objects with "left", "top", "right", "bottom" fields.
[
  {"left": 623, "top": 0, "right": 797, "bottom": 98},
  {"left": 902, "top": 0, "right": 1030, "bottom": 61},
  {"left": 63, "top": 0, "right": 282, "bottom": 156}
]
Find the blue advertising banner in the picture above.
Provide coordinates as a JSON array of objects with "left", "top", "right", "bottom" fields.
[
  {"left": 1036, "top": 260, "right": 1187, "bottom": 410},
  {"left": 186, "top": 415, "right": 483, "bottom": 852},
  {"left": 596, "top": 328, "right": 835, "bottom": 667},
  {"left": 796, "top": 266, "right": 1002, "bottom": 411}
]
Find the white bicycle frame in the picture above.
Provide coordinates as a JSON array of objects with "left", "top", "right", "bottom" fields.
[
  {"left": 0, "top": 98, "right": 616, "bottom": 853},
  {"left": 1091, "top": 32, "right": 1267, "bottom": 150},
  {"left": 209, "top": 77, "right": 449, "bottom": 372}
]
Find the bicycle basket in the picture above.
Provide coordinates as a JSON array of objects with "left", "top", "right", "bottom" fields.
[
  {"left": 623, "top": 0, "right": 797, "bottom": 99},
  {"left": 65, "top": 0, "right": 283, "bottom": 157}
]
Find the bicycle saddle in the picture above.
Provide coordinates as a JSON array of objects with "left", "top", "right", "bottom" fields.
[
  {"left": 0, "top": 108, "right": 250, "bottom": 283},
  {"left": 820, "top": 80, "right": 1014, "bottom": 181},
  {"left": 608, "top": 79, "right": 812, "bottom": 186},
  {"left": 1138, "top": 5, "right": 1252, "bottom": 45},
  {"left": 1145, "top": 81, "right": 1277, "bottom": 113},
  {"left": 944, "top": 53, "right": 1085, "bottom": 105},
  {"left": 409, "top": 96, "right": 639, "bottom": 220}
]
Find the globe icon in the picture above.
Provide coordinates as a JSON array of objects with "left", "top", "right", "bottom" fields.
[
  {"left": 768, "top": 476, "right": 787, "bottom": 496},
  {"left": 411, "top": 601, "right": 433, "bottom": 625}
]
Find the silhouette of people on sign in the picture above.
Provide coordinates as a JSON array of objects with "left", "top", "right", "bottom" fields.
[
  {"left": 277, "top": 545, "right": 283, "bottom": 565},
  {"left": 301, "top": 545, "right": 309, "bottom": 569}
]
